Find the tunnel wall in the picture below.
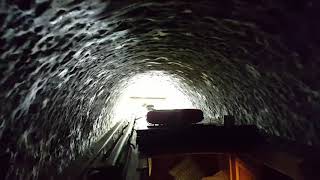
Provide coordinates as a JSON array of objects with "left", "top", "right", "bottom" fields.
[{"left": 0, "top": 0, "right": 320, "bottom": 179}]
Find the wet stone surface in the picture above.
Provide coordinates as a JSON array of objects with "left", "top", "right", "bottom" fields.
[{"left": 0, "top": 0, "right": 320, "bottom": 179}]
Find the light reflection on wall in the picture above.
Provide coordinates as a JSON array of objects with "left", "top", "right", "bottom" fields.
[{"left": 113, "top": 71, "right": 195, "bottom": 122}]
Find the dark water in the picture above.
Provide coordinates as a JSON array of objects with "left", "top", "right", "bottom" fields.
[{"left": 0, "top": 0, "right": 319, "bottom": 179}]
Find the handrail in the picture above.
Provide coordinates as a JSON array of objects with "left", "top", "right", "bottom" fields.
[
  {"left": 67, "top": 117, "right": 139, "bottom": 180},
  {"left": 79, "top": 120, "right": 127, "bottom": 178},
  {"left": 107, "top": 118, "right": 136, "bottom": 166}
]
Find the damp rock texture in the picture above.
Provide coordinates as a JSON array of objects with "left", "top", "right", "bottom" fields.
[{"left": 0, "top": 0, "right": 320, "bottom": 179}]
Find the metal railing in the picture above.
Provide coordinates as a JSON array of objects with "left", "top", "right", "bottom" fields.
[{"left": 82, "top": 118, "right": 138, "bottom": 179}]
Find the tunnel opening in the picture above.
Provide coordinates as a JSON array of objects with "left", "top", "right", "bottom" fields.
[{"left": 111, "top": 71, "right": 196, "bottom": 123}]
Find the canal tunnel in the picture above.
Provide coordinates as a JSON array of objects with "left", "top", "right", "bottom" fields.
[{"left": 0, "top": 0, "right": 320, "bottom": 179}]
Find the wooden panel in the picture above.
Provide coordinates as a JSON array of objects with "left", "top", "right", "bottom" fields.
[
  {"left": 229, "top": 156, "right": 255, "bottom": 180},
  {"left": 235, "top": 159, "right": 255, "bottom": 180}
]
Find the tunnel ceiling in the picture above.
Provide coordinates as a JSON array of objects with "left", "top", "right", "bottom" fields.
[{"left": 0, "top": 0, "right": 320, "bottom": 179}]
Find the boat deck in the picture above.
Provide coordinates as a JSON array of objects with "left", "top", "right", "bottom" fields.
[{"left": 136, "top": 118, "right": 263, "bottom": 156}]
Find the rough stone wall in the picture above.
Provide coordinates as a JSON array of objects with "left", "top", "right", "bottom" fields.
[{"left": 0, "top": 0, "right": 319, "bottom": 179}]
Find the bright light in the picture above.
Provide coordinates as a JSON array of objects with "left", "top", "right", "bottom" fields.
[{"left": 113, "top": 72, "right": 195, "bottom": 121}]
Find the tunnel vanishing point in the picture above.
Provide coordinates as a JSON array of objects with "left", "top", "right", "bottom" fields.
[{"left": 0, "top": 0, "right": 320, "bottom": 179}]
